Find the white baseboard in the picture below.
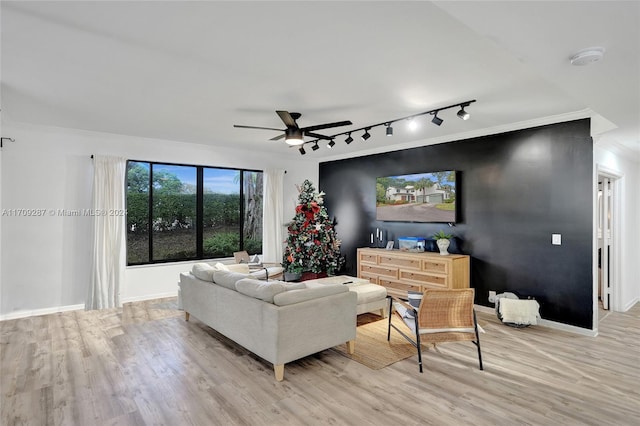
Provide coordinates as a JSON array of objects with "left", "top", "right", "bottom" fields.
[
  {"left": 474, "top": 304, "right": 597, "bottom": 337},
  {"left": 121, "top": 291, "right": 177, "bottom": 304},
  {"left": 0, "top": 303, "right": 85, "bottom": 321},
  {"left": 0, "top": 291, "right": 178, "bottom": 322}
]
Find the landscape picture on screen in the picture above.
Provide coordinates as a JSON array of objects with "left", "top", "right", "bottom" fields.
[{"left": 376, "top": 171, "right": 457, "bottom": 223}]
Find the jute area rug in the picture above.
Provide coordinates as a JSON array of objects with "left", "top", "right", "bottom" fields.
[{"left": 331, "top": 314, "right": 417, "bottom": 370}]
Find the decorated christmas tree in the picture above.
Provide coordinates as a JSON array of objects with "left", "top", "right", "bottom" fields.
[{"left": 282, "top": 180, "right": 344, "bottom": 276}]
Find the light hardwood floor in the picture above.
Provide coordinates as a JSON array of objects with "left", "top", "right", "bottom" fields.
[{"left": 1, "top": 298, "right": 638, "bottom": 425}]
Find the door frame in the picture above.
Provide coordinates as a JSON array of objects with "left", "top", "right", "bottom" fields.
[{"left": 594, "top": 165, "right": 623, "bottom": 327}]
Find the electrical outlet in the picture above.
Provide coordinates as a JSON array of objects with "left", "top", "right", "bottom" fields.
[{"left": 488, "top": 291, "right": 497, "bottom": 304}]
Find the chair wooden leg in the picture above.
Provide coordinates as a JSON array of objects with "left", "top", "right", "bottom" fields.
[{"left": 185, "top": 312, "right": 190, "bottom": 321}]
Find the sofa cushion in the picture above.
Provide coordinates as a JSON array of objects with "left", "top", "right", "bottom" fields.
[
  {"left": 191, "top": 263, "right": 215, "bottom": 281},
  {"left": 212, "top": 269, "right": 249, "bottom": 290},
  {"left": 235, "top": 278, "right": 288, "bottom": 303},
  {"left": 273, "top": 285, "right": 348, "bottom": 306}
]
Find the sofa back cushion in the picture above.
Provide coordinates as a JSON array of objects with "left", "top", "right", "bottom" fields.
[
  {"left": 212, "top": 270, "right": 249, "bottom": 290},
  {"left": 192, "top": 263, "right": 215, "bottom": 281},
  {"left": 273, "top": 285, "right": 348, "bottom": 306},
  {"left": 235, "top": 278, "right": 288, "bottom": 303},
  {"left": 234, "top": 279, "right": 307, "bottom": 303}
]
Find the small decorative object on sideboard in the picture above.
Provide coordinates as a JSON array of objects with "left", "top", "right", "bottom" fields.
[
  {"left": 432, "top": 230, "right": 453, "bottom": 255},
  {"left": 398, "top": 236, "right": 426, "bottom": 252}
]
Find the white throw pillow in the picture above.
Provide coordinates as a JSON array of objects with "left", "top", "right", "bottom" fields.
[
  {"left": 191, "top": 263, "right": 215, "bottom": 281},
  {"left": 213, "top": 262, "right": 230, "bottom": 271}
]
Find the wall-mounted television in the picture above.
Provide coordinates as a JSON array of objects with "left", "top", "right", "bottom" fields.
[{"left": 376, "top": 170, "right": 457, "bottom": 223}]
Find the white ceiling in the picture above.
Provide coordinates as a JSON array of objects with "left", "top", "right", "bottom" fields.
[{"left": 2, "top": 1, "right": 639, "bottom": 160}]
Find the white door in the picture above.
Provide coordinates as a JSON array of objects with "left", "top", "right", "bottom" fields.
[{"left": 598, "top": 177, "right": 614, "bottom": 310}]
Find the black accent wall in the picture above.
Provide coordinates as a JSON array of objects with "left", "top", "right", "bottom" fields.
[{"left": 320, "top": 119, "right": 593, "bottom": 329}]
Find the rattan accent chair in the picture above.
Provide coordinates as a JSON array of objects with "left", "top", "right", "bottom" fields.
[{"left": 387, "top": 288, "right": 483, "bottom": 373}]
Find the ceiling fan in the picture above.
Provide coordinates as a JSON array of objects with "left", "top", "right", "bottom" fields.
[{"left": 234, "top": 111, "right": 352, "bottom": 146}]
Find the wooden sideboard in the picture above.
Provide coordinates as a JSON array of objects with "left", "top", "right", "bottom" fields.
[{"left": 356, "top": 248, "right": 470, "bottom": 299}]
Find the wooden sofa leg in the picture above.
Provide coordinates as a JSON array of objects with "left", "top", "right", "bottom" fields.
[
  {"left": 274, "top": 364, "right": 284, "bottom": 381},
  {"left": 346, "top": 340, "right": 356, "bottom": 354},
  {"left": 185, "top": 312, "right": 190, "bottom": 321}
]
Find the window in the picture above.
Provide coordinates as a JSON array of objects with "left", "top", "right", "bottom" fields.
[{"left": 126, "top": 161, "right": 262, "bottom": 265}]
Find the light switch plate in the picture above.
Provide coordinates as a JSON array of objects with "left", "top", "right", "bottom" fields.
[{"left": 552, "top": 234, "right": 562, "bottom": 245}]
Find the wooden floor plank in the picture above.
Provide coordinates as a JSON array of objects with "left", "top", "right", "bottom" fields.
[{"left": 1, "top": 297, "right": 638, "bottom": 425}]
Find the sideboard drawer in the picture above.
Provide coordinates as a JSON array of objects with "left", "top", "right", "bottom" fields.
[
  {"left": 359, "top": 252, "right": 378, "bottom": 264},
  {"left": 423, "top": 259, "right": 449, "bottom": 274},
  {"left": 360, "top": 264, "right": 398, "bottom": 279},
  {"left": 399, "top": 270, "right": 448, "bottom": 288},
  {"left": 379, "top": 278, "right": 422, "bottom": 296},
  {"left": 379, "top": 255, "right": 421, "bottom": 270}
]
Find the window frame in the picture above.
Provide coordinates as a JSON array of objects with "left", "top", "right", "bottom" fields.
[{"left": 126, "top": 159, "right": 263, "bottom": 266}]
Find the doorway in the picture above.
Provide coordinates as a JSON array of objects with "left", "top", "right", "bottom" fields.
[{"left": 596, "top": 170, "right": 621, "bottom": 315}]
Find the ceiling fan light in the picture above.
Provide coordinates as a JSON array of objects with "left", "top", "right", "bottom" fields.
[{"left": 285, "top": 128, "right": 304, "bottom": 145}]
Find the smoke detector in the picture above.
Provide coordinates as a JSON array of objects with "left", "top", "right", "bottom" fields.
[{"left": 570, "top": 47, "right": 605, "bottom": 66}]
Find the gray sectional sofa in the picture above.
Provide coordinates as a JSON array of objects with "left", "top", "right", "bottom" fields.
[{"left": 179, "top": 263, "right": 357, "bottom": 381}]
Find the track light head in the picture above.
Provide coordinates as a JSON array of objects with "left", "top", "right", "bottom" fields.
[
  {"left": 327, "top": 139, "right": 335, "bottom": 149},
  {"left": 431, "top": 112, "right": 443, "bottom": 126},
  {"left": 386, "top": 123, "right": 393, "bottom": 136},
  {"left": 311, "top": 142, "right": 319, "bottom": 151},
  {"left": 361, "top": 128, "right": 371, "bottom": 141},
  {"left": 345, "top": 133, "right": 353, "bottom": 144},
  {"left": 298, "top": 146, "right": 306, "bottom": 155},
  {"left": 457, "top": 104, "right": 470, "bottom": 120}
]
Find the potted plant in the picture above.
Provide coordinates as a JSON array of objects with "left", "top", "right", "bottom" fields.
[
  {"left": 432, "top": 230, "right": 453, "bottom": 256},
  {"left": 283, "top": 262, "right": 304, "bottom": 282}
]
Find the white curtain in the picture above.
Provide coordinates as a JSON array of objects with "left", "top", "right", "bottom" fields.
[
  {"left": 262, "top": 169, "right": 285, "bottom": 263},
  {"left": 86, "top": 155, "right": 127, "bottom": 310}
]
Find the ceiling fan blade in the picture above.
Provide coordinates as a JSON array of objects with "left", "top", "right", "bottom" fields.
[
  {"left": 302, "top": 120, "right": 353, "bottom": 132},
  {"left": 305, "top": 132, "right": 332, "bottom": 141},
  {"left": 270, "top": 134, "right": 286, "bottom": 141},
  {"left": 234, "top": 124, "right": 284, "bottom": 131},
  {"left": 276, "top": 110, "right": 298, "bottom": 128}
]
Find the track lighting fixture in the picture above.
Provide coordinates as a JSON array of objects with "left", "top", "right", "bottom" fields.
[
  {"left": 292, "top": 99, "right": 475, "bottom": 153},
  {"left": 457, "top": 104, "right": 470, "bottom": 120},
  {"left": 345, "top": 133, "right": 353, "bottom": 144},
  {"left": 431, "top": 112, "right": 443, "bottom": 126}
]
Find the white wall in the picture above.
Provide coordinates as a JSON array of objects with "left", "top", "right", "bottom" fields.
[
  {"left": 594, "top": 143, "right": 640, "bottom": 312},
  {"left": 0, "top": 122, "right": 318, "bottom": 318}
]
